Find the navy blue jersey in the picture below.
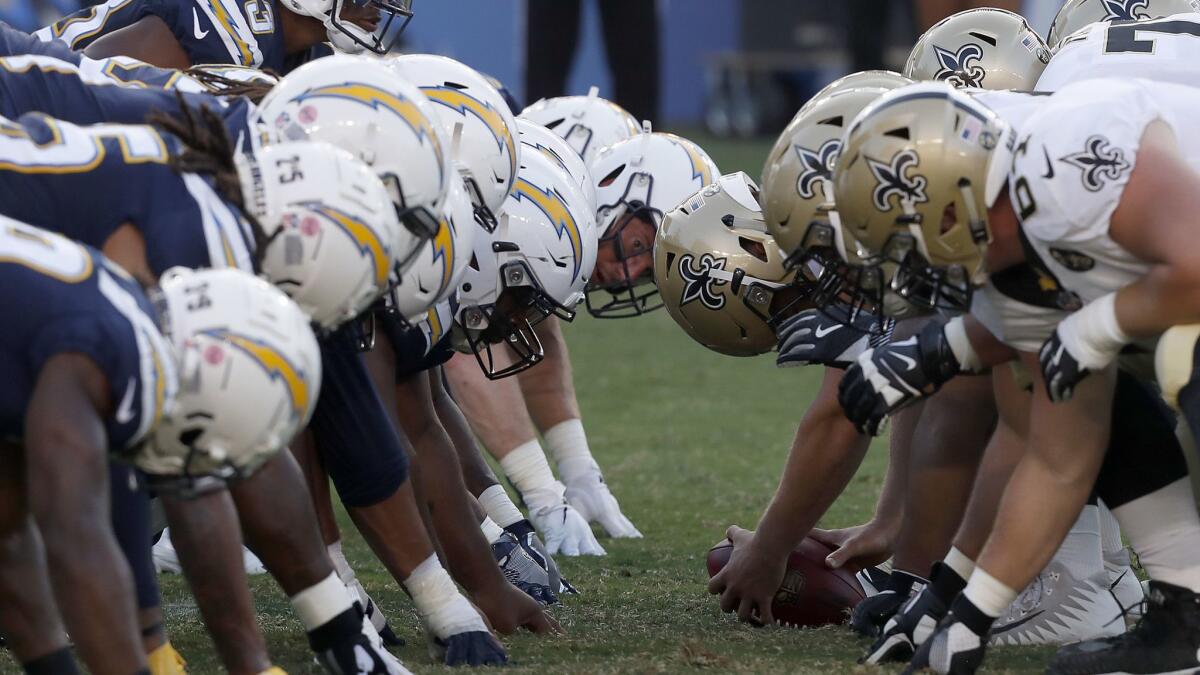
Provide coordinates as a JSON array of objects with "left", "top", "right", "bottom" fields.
[
  {"left": 0, "top": 53, "right": 257, "bottom": 150},
  {"left": 0, "top": 218, "right": 176, "bottom": 451},
  {"left": 382, "top": 298, "right": 456, "bottom": 380},
  {"left": 0, "top": 112, "right": 255, "bottom": 275},
  {"left": 36, "top": 0, "right": 288, "bottom": 71}
]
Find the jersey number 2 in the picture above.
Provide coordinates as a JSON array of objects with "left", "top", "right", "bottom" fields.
[{"left": 1105, "top": 19, "right": 1200, "bottom": 53}]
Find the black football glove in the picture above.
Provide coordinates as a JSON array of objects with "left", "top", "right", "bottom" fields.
[
  {"left": 492, "top": 531, "right": 558, "bottom": 605},
  {"left": 838, "top": 319, "right": 963, "bottom": 435},
  {"left": 775, "top": 305, "right": 896, "bottom": 369},
  {"left": 1038, "top": 328, "right": 1091, "bottom": 403}
]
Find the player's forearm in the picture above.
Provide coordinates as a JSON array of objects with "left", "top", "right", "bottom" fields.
[
  {"left": 754, "top": 369, "right": 870, "bottom": 559},
  {"left": 1115, "top": 264, "right": 1200, "bottom": 338},
  {"left": 517, "top": 317, "right": 581, "bottom": 431}
]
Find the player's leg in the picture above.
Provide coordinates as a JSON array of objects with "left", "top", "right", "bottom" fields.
[
  {"left": 159, "top": 491, "right": 271, "bottom": 674},
  {"left": 365, "top": 325, "right": 557, "bottom": 625},
  {"left": 523, "top": 0, "right": 581, "bottom": 104},
  {"left": 312, "top": 332, "right": 505, "bottom": 666},
  {"left": 444, "top": 351, "right": 603, "bottom": 556},
  {"left": 0, "top": 443, "right": 76, "bottom": 672},
  {"left": 909, "top": 354, "right": 1115, "bottom": 674},
  {"left": 517, "top": 317, "right": 640, "bottom": 539},
  {"left": 24, "top": 354, "right": 146, "bottom": 674}
]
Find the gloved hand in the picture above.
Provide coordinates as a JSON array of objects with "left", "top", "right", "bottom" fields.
[
  {"left": 563, "top": 468, "right": 642, "bottom": 539},
  {"left": 492, "top": 530, "right": 558, "bottom": 605},
  {"left": 1039, "top": 294, "right": 1129, "bottom": 402},
  {"left": 313, "top": 605, "right": 411, "bottom": 675},
  {"left": 527, "top": 493, "right": 606, "bottom": 556},
  {"left": 775, "top": 305, "right": 896, "bottom": 369},
  {"left": 838, "top": 319, "right": 966, "bottom": 435}
]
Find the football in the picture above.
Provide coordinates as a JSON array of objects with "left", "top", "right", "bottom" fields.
[{"left": 706, "top": 536, "right": 866, "bottom": 627}]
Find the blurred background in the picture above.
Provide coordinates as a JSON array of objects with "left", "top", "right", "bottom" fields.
[{"left": 15, "top": 0, "right": 1069, "bottom": 136}]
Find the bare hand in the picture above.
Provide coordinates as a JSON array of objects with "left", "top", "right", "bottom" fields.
[
  {"left": 706, "top": 526, "right": 787, "bottom": 626},
  {"left": 809, "top": 520, "right": 895, "bottom": 570},
  {"left": 473, "top": 581, "right": 564, "bottom": 636}
]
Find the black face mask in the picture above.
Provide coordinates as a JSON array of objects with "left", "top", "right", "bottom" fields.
[
  {"left": 584, "top": 205, "right": 662, "bottom": 318},
  {"left": 459, "top": 262, "right": 576, "bottom": 379},
  {"left": 781, "top": 220, "right": 889, "bottom": 335},
  {"left": 328, "top": 0, "right": 413, "bottom": 55},
  {"left": 876, "top": 232, "right": 972, "bottom": 314}
]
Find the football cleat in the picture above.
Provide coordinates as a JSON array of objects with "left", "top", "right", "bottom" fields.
[
  {"left": 153, "top": 529, "right": 265, "bottom": 575},
  {"left": 990, "top": 559, "right": 1125, "bottom": 646},
  {"left": 857, "top": 564, "right": 894, "bottom": 598},
  {"left": 850, "top": 571, "right": 925, "bottom": 638},
  {"left": 1047, "top": 581, "right": 1200, "bottom": 675},
  {"left": 492, "top": 531, "right": 558, "bottom": 605},
  {"left": 863, "top": 584, "right": 949, "bottom": 665},
  {"left": 1105, "top": 553, "right": 1145, "bottom": 625},
  {"left": 905, "top": 598, "right": 993, "bottom": 675}
]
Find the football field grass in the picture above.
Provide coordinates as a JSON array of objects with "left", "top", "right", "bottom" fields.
[{"left": 0, "top": 135, "right": 1055, "bottom": 673}]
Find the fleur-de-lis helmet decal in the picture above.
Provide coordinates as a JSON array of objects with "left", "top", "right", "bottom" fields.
[
  {"left": 931, "top": 42, "right": 986, "bottom": 87},
  {"left": 793, "top": 139, "right": 841, "bottom": 200},
  {"left": 867, "top": 149, "right": 930, "bottom": 212}
]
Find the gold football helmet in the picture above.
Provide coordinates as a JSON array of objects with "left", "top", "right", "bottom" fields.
[
  {"left": 906, "top": 8, "right": 1050, "bottom": 90},
  {"left": 807, "top": 70, "right": 912, "bottom": 108},
  {"left": 832, "top": 82, "right": 1014, "bottom": 311},
  {"left": 1049, "top": 0, "right": 1200, "bottom": 48},
  {"left": 655, "top": 172, "right": 798, "bottom": 356},
  {"left": 762, "top": 85, "right": 904, "bottom": 262}
]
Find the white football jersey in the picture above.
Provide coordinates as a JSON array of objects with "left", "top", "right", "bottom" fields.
[
  {"left": 1006, "top": 78, "right": 1200, "bottom": 307},
  {"left": 1038, "top": 13, "right": 1200, "bottom": 91},
  {"left": 970, "top": 89, "right": 1047, "bottom": 134}
]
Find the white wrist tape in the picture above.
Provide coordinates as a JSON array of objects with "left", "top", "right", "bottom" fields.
[
  {"left": 944, "top": 317, "right": 984, "bottom": 373},
  {"left": 480, "top": 515, "right": 505, "bottom": 544},
  {"left": 543, "top": 418, "right": 598, "bottom": 481},
  {"left": 499, "top": 439, "right": 565, "bottom": 511},
  {"left": 478, "top": 484, "right": 524, "bottom": 528},
  {"left": 290, "top": 572, "right": 354, "bottom": 631},
  {"left": 405, "top": 554, "right": 488, "bottom": 638},
  {"left": 1059, "top": 293, "right": 1132, "bottom": 369}
]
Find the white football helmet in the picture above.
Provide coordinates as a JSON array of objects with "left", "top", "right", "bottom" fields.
[
  {"left": 516, "top": 118, "right": 596, "bottom": 215},
  {"left": 519, "top": 87, "right": 641, "bottom": 163},
  {"left": 236, "top": 141, "right": 405, "bottom": 328},
  {"left": 277, "top": 0, "right": 412, "bottom": 54},
  {"left": 254, "top": 54, "right": 448, "bottom": 267},
  {"left": 387, "top": 54, "right": 519, "bottom": 234},
  {"left": 454, "top": 150, "right": 597, "bottom": 379},
  {"left": 147, "top": 267, "right": 321, "bottom": 489},
  {"left": 390, "top": 175, "right": 476, "bottom": 323},
  {"left": 586, "top": 130, "right": 719, "bottom": 317}
]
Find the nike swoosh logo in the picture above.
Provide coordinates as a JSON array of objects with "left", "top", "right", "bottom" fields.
[
  {"left": 890, "top": 352, "right": 918, "bottom": 372},
  {"left": 814, "top": 324, "right": 841, "bottom": 339},
  {"left": 1041, "top": 146, "right": 1055, "bottom": 179},
  {"left": 992, "top": 609, "right": 1045, "bottom": 635},
  {"left": 193, "top": 8, "right": 210, "bottom": 40},
  {"left": 115, "top": 377, "right": 137, "bottom": 425}
]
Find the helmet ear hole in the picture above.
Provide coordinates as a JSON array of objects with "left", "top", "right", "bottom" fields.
[
  {"left": 179, "top": 428, "right": 204, "bottom": 449},
  {"left": 599, "top": 164, "right": 626, "bottom": 187},
  {"left": 739, "top": 237, "right": 769, "bottom": 263},
  {"left": 663, "top": 252, "right": 677, "bottom": 277}
]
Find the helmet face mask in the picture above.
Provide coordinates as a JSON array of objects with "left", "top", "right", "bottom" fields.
[
  {"left": 309, "top": 0, "right": 412, "bottom": 55},
  {"left": 584, "top": 209, "right": 661, "bottom": 318}
]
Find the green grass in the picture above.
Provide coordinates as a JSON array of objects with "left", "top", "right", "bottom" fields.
[{"left": 0, "top": 136, "right": 1054, "bottom": 672}]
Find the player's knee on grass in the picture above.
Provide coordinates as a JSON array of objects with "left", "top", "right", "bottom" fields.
[
  {"left": 308, "top": 330, "right": 410, "bottom": 508},
  {"left": 1095, "top": 371, "right": 1189, "bottom": 509}
]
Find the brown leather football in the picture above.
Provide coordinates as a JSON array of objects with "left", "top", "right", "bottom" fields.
[{"left": 706, "top": 536, "right": 866, "bottom": 627}]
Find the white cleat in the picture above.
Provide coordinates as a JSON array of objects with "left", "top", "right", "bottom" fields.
[
  {"left": 990, "top": 559, "right": 1126, "bottom": 646},
  {"left": 153, "top": 528, "right": 267, "bottom": 576}
]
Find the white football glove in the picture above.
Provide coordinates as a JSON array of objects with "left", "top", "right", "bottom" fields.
[
  {"left": 526, "top": 485, "right": 606, "bottom": 556},
  {"left": 563, "top": 468, "right": 642, "bottom": 539}
]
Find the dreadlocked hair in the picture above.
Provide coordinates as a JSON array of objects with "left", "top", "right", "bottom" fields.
[
  {"left": 147, "top": 94, "right": 272, "bottom": 265},
  {"left": 183, "top": 66, "right": 277, "bottom": 104}
]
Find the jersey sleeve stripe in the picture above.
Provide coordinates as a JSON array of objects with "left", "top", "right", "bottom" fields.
[{"left": 40, "top": 0, "right": 138, "bottom": 48}]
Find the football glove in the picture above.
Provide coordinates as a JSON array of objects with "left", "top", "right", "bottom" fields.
[
  {"left": 504, "top": 520, "right": 579, "bottom": 596},
  {"left": 564, "top": 468, "right": 642, "bottom": 539},
  {"left": 528, "top": 496, "right": 606, "bottom": 556},
  {"left": 1039, "top": 294, "right": 1129, "bottom": 402},
  {"left": 775, "top": 305, "right": 896, "bottom": 369},
  {"left": 492, "top": 530, "right": 558, "bottom": 605},
  {"left": 312, "top": 605, "right": 410, "bottom": 675},
  {"left": 838, "top": 319, "right": 965, "bottom": 435}
]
